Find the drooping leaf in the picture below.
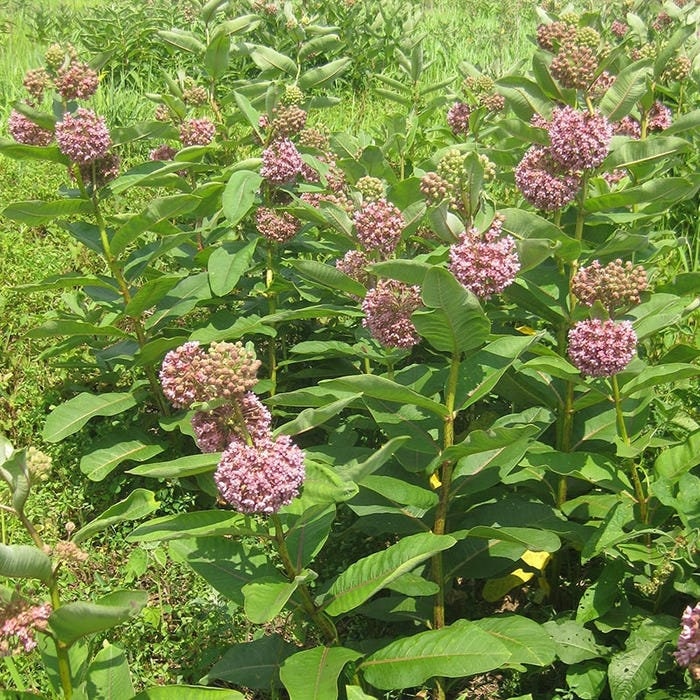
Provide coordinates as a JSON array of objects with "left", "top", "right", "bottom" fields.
[
  {"left": 0, "top": 544, "right": 51, "bottom": 581},
  {"left": 205, "top": 27, "right": 231, "bottom": 80},
  {"left": 0, "top": 447, "right": 31, "bottom": 514},
  {"left": 322, "top": 532, "right": 455, "bottom": 616},
  {"left": 73, "top": 489, "right": 160, "bottom": 545},
  {"left": 360, "top": 619, "right": 511, "bottom": 690},
  {"left": 291, "top": 259, "right": 367, "bottom": 298},
  {"left": 208, "top": 239, "right": 258, "bottom": 297},
  {"left": 2, "top": 199, "right": 92, "bottom": 226},
  {"left": 242, "top": 576, "right": 300, "bottom": 623},
  {"left": 49, "top": 591, "right": 148, "bottom": 646},
  {"left": 274, "top": 396, "right": 359, "bottom": 437},
  {"left": 654, "top": 429, "right": 700, "bottom": 481},
  {"left": 281, "top": 647, "right": 362, "bottom": 700},
  {"left": 43, "top": 392, "right": 139, "bottom": 443},
  {"left": 246, "top": 44, "right": 297, "bottom": 75},
  {"left": 128, "top": 510, "right": 266, "bottom": 542},
  {"left": 222, "top": 170, "right": 262, "bottom": 227}
]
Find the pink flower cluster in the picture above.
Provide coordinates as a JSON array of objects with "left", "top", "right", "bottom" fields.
[
  {"left": 448, "top": 215, "right": 520, "bottom": 299},
  {"left": 8, "top": 110, "right": 54, "bottom": 146},
  {"left": 261, "top": 138, "right": 304, "bottom": 184},
  {"left": 55, "top": 107, "right": 111, "bottom": 164},
  {"left": 159, "top": 341, "right": 261, "bottom": 409},
  {"left": 179, "top": 118, "right": 216, "bottom": 147},
  {"left": 571, "top": 259, "right": 648, "bottom": 312},
  {"left": 255, "top": 207, "right": 301, "bottom": 243},
  {"left": 54, "top": 61, "right": 99, "bottom": 101},
  {"left": 353, "top": 198, "right": 405, "bottom": 256},
  {"left": 447, "top": 102, "right": 471, "bottom": 135},
  {"left": 160, "top": 342, "right": 304, "bottom": 514},
  {"left": 675, "top": 602, "right": 700, "bottom": 679},
  {"left": 648, "top": 101, "right": 672, "bottom": 132},
  {"left": 362, "top": 279, "right": 422, "bottom": 348},
  {"left": 0, "top": 600, "right": 52, "bottom": 655},
  {"left": 336, "top": 249, "right": 371, "bottom": 287},
  {"left": 149, "top": 144, "right": 177, "bottom": 161},
  {"left": 567, "top": 319, "right": 637, "bottom": 377},
  {"left": 515, "top": 145, "right": 582, "bottom": 210}
]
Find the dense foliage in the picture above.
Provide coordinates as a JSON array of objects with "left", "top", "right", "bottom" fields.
[{"left": 1, "top": 0, "right": 700, "bottom": 698}]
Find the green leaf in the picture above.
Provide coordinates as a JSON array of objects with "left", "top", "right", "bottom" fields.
[
  {"left": 243, "top": 576, "right": 300, "bottom": 624},
  {"left": 496, "top": 76, "right": 551, "bottom": 121},
  {"left": 0, "top": 447, "right": 31, "bottom": 514},
  {"left": 132, "top": 688, "right": 245, "bottom": 700},
  {"left": 247, "top": 44, "right": 297, "bottom": 75},
  {"left": 43, "top": 392, "right": 139, "bottom": 443},
  {"left": 84, "top": 642, "right": 134, "bottom": 700},
  {"left": 599, "top": 60, "right": 652, "bottom": 121},
  {"left": 222, "top": 170, "right": 262, "bottom": 226},
  {"left": 291, "top": 259, "right": 367, "bottom": 298},
  {"left": 608, "top": 618, "right": 677, "bottom": 700},
  {"left": 414, "top": 267, "right": 490, "bottom": 354},
  {"left": 322, "top": 532, "right": 455, "bottom": 616},
  {"left": 205, "top": 635, "right": 297, "bottom": 689},
  {"left": 576, "top": 559, "right": 626, "bottom": 624},
  {"left": 208, "top": 239, "right": 258, "bottom": 297},
  {"left": 111, "top": 195, "right": 201, "bottom": 255},
  {"left": 157, "top": 29, "right": 205, "bottom": 54},
  {"left": 0, "top": 139, "right": 67, "bottom": 164},
  {"left": 566, "top": 661, "right": 608, "bottom": 700},
  {"left": 299, "top": 58, "right": 352, "bottom": 89},
  {"left": 124, "top": 276, "right": 183, "bottom": 318},
  {"left": 80, "top": 437, "right": 165, "bottom": 482},
  {"left": 542, "top": 619, "right": 604, "bottom": 664},
  {"left": 26, "top": 320, "right": 130, "bottom": 340},
  {"left": 0, "top": 544, "right": 51, "bottom": 581},
  {"left": 281, "top": 647, "right": 362, "bottom": 700},
  {"left": 654, "top": 429, "right": 700, "bottom": 481},
  {"left": 73, "top": 489, "right": 160, "bottom": 545},
  {"left": 2, "top": 198, "right": 92, "bottom": 225},
  {"left": 619, "top": 363, "right": 700, "bottom": 398},
  {"left": 127, "top": 453, "right": 219, "bottom": 479},
  {"left": 466, "top": 526, "right": 560, "bottom": 553},
  {"left": 320, "top": 375, "right": 449, "bottom": 418},
  {"left": 360, "top": 619, "right": 511, "bottom": 690},
  {"left": 473, "top": 615, "right": 556, "bottom": 666},
  {"left": 49, "top": 591, "right": 148, "bottom": 646},
  {"left": 128, "top": 510, "right": 265, "bottom": 542},
  {"left": 605, "top": 136, "right": 691, "bottom": 171},
  {"left": 282, "top": 505, "right": 335, "bottom": 570},
  {"left": 298, "top": 33, "right": 341, "bottom": 61},
  {"left": 205, "top": 28, "right": 231, "bottom": 80},
  {"left": 274, "top": 396, "right": 358, "bottom": 437}
]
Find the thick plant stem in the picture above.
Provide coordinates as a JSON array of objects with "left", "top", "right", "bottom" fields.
[
  {"left": 271, "top": 515, "right": 337, "bottom": 645},
  {"left": 612, "top": 375, "right": 648, "bottom": 524},
  {"left": 431, "top": 352, "right": 460, "bottom": 628}
]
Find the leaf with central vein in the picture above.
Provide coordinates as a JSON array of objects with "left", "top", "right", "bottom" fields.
[
  {"left": 320, "top": 375, "right": 448, "bottom": 418},
  {"left": 322, "top": 532, "right": 455, "bottom": 616},
  {"left": 360, "top": 619, "right": 511, "bottom": 689},
  {"left": 43, "top": 392, "right": 139, "bottom": 443},
  {"left": 128, "top": 510, "right": 266, "bottom": 542},
  {"left": 281, "top": 647, "right": 362, "bottom": 700},
  {"left": 473, "top": 615, "right": 556, "bottom": 666}
]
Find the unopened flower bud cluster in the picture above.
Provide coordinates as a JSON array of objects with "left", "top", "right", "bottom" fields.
[{"left": 571, "top": 259, "right": 647, "bottom": 312}]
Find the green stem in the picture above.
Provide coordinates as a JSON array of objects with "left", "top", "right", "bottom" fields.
[
  {"left": 3, "top": 656, "right": 26, "bottom": 691},
  {"left": 266, "top": 244, "right": 278, "bottom": 396},
  {"left": 431, "top": 352, "right": 460, "bottom": 633},
  {"left": 271, "top": 515, "right": 337, "bottom": 645},
  {"left": 612, "top": 375, "right": 648, "bottom": 524}
]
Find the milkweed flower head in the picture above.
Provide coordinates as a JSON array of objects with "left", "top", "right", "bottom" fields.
[
  {"left": 362, "top": 279, "right": 422, "bottom": 349},
  {"left": 149, "top": 144, "right": 177, "bottom": 161},
  {"left": 567, "top": 319, "right": 637, "bottom": 377},
  {"left": 255, "top": 207, "right": 301, "bottom": 243},
  {"left": 179, "top": 117, "right": 216, "bottom": 147},
  {"left": 55, "top": 107, "right": 111, "bottom": 164},
  {"left": 79, "top": 152, "right": 120, "bottom": 189},
  {"left": 515, "top": 145, "right": 582, "bottom": 210},
  {"left": 647, "top": 101, "right": 672, "bottom": 132},
  {"left": 353, "top": 199, "right": 405, "bottom": 256},
  {"left": 674, "top": 602, "right": 700, "bottom": 679},
  {"left": 547, "top": 106, "right": 613, "bottom": 170},
  {"left": 8, "top": 110, "right": 54, "bottom": 146},
  {"left": 214, "top": 435, "right": 305, "bottom": 514},
  {"left": 571, "top": 259, "right": 648, "bottom": 312},
  {"left": 261, "top": 138, "right": 303, "bottom": 184},
  {"left": 159, "top": 341, "right": 261, "bottom": 409},
  {"left": 0, "top": 599, "right": 52, "bottom": 655},
  {"left": 449, "top": 214, "right": 520, "bottom": 299},
  {"left": 336, "top": 249, "right": 371, "bottom": 287},
  {"left": 447, "top": 102, "right": 471, "bottom": 135},
  {"left": 54, "top": 61, "right": 99, "bottom": 101},
  {"left": 613, "top": 116, "right": 641, "bottom": 139}
]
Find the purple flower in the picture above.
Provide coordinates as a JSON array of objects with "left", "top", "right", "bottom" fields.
[
  {"left": 515, "top": 146, "right": 582, "bottom": 210},
  {"left": 449, "top": 215, "right": 520, "bottom": 299},
  {"left": 192, "top": 392, "right": 272, "bottom": 452},
  {"left": 336, "top": 250, "right": 371, "bottom": 287},
  {"left": 214, "top": 435, "right": 305, "bottom": 514},
  {"left": 0, "top": 600, "right": 52, "bottom": 655},
  {"left": 567, "top": 319, "right": 637, "bottom": 377},
  {"left": 179, "top": 118, "right": 216, "bottom": 147},
  {"left": 362, "top": 279, "right": 422, "bottom": 349},
  {"left": 611, "top": 20, "right": 628, "bottom": 37},
  {"left": 353, "top": 199, "right": 405, "bottom": 256},
  {"left": 255, "top": 207, "right": 301, "bottom": 243},
  {"left": 22, "top": 68, "right": 51, "bottom": 101},
  {"left": 54, "top": 61, "right": 99, "bottom": 100},
  {"left": 260, "top": 138, "right": 303, "bottom": 184},
  {"left": 55, "top": 108, "right": 111, "bottom": 164},
  {"left": 8, "top": 110, "right": 53, "bottom": 146},
  {"left": 648, "top": 101, "right": 672, "bottom": 132},
  {"left": 159, "top": 341, "right": 261, "bottom": 409},
  {"left": 613, "top": 116, "right": 641, "bottom": 139},
  {"left": 447, "top": 102, "right": 471, "bottom": 135},
  {"left": 548, "top": 106, "right": 613, "bottom": 170},
  {"left": 675, "top": 603, "right": 700, "bottom": 679},
  {"left": 79, "top": 152, "right": 120, "bottom": 188},
  {"left": 149, "top": 144, "right": 177, "bottom": 161}
]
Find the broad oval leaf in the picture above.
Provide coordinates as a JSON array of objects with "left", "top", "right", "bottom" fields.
[
  {"left": 322, "top": 532, "right": 455, "bottom": 616},
  {"left": 208, "top": 240, "right": 258, "bottom": 297},
  {"left": 127, "top": 453, "right": 220, "bottom": 479},
  {"left": 2, "top": 199, "right": 92, "bottom": 226},
  {"left": 473, "top": 615, "right": 556, "bottom": 667},
  {"left": 281, "top": 647, "right": 362, "bottom": 700},
  {"left": 42, "top": 392, "right": 139, "bottom": 443},
  {"left": 599, "top": 59, "right": 652, "bottom": 121},
  {"left": 84, "top": 642, "right": 134, "bottom": 700},
  {"left": 222, "top": 170, "right": 262, "bottom": 227},
  {"left": 127, "top": 510, "right": 266, "bottom": 542},
  {"left": 0, "top": 544, "right": 51, "bottom": 582},
  {"left": 360, "top": 619, "right": 511, "bottom": 689},
  {"left": 132, "top": 687, "right": 245, "bottom": 700},
  {"left": 299, "top": 58, "right": 352, "bottom": 89},
  {"left": 80, "top": 437, "right": 165, "bottom": 482}
]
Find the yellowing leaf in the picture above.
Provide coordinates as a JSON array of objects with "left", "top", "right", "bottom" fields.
[{"left": 482, "top": 550, "right": 552, "bottom": 602}]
